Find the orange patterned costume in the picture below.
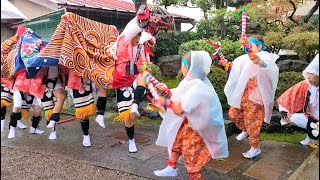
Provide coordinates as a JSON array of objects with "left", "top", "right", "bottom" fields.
[
  {"left": 167, "top": 118, "right": 211, "bottom": 180},
  {"left": 229, "top": 77, "right": 265, "bottom": 148}
]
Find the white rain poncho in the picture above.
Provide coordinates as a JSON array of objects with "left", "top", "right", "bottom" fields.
[
  {"left": 224, "top": 51, "right": 279, "bottom": 123},
  {"left": 156, "top": 51, "right": 229, "bottom": 159},
  {"left": 304, "top": 54, "right": 319, "bottom": 120},
  {"left": 303, "top": 54, "right": 319, "bottom": 79}
]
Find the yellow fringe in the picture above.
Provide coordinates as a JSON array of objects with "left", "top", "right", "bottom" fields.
[
  {"left": 75, "top": 103, "right": 96, "bottom": 119},
  {"left": 308, "top": 142, "right": 318, "bottom": 149},
  {"left": 20, "top": 109, "right": 29, "bottom": 121},
  {"left": 224, "top": 64, "right": 229, "bottom": 72},
  {"left": 216, "top": 158, "right": 226, "bottom": 161},
  {"left": 1, "top": 99, "right": 13, "bottom": 108},
  {"left": 114, "top": 109, "right": 132, "bottom": 122},
  {"left": 45, "top": 109, "right": 54, "bottom": 121},
  {"left": 145, "top": 104, "right": 166, "bottom": 113}
]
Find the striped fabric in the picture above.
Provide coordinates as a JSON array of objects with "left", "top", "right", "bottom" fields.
[
  {"left": 36, "top": 12, "right": 119, "bottom": 89},
  {"left": 1, "top": 36, "right": 18, "bottom": 79}
]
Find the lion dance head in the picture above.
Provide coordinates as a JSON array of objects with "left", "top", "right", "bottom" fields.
[{"left": 136, "top": 4, "right": 174, "bottom": 37}]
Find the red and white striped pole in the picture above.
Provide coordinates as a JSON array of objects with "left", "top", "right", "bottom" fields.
[{"left": 241, "top": 11, "right": 248, "bottom": 37}]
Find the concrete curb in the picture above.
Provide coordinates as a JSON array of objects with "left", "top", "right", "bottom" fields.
[{"left": 288, "top": 147, "right": 319, "bottom": 180}]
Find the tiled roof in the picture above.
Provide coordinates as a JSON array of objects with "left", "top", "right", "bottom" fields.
[{"left": 51, "top": 0, "right": 193, "bottom": 19}]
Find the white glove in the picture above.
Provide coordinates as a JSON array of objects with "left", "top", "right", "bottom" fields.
[{"left": 139, "top": 31, "right": 156, "bottom": 44}]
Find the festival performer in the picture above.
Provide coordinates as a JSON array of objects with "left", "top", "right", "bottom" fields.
[
  {"left": 224, "top": 34, "right": 279, "bottom": 158},
  {"left": 277, "top": 54, "right": 319, "bottom": 147},
  {"left": 154, "top": 51, "right": 229, "bottom": 179},
  {"left": 112, "top": 16, "right": 156, "bottom": 153},
  {"left": 7, "top": 35, "right": 48, "bottom": 138}
]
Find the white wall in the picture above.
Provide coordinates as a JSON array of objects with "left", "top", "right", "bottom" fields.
[{"left": 9, "top": 0, "right": 54, "bottom": 19}]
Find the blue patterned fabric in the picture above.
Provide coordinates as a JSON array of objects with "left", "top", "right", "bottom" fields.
[{"left": 14, "top": 31, "right": 53, "bottom": 78}]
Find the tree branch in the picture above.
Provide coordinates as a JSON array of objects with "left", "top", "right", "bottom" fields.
[
  {"left": 288, "top": 0, "right": 299, "bottom": 24},
  {"left": 187, "top": 23, "right": 196, "bottom": 31},
  {"left": 303, "top": 0, "right": 319, "bottom": 23},
  {"left": 265, "top": 18, "right": 287, "bottom": 27}
]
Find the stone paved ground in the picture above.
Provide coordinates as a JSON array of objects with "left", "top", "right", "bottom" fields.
[
  {"left": 1, "top": 146, "right": 149, "bottom": 180},
  {"left": 1, "top": 114, "right": 316, "bottom": 180}
]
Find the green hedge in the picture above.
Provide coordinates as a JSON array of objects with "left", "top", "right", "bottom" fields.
[
  {"left": 208, "top": 66, "right": 228, "bottom": 109},
  {"left": 179, "top": 38, "right": 244, "bottom": 61},
  {"left": 153, "top": 31, "right": 200, "bottom": 61},
  {"left": 150, "top": 64, "right": 164, "bottom": 82},
  {"left": 275, "top": 71, "right": 304, "bottom": 99}
]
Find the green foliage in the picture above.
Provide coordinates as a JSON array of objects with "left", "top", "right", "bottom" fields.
[
  {"left": 207, "top": 66, "right": 228, "bottom": 109},
  {"left": 176, "top": 71, "right": 183, "bottom": 81},
  {"left": 260, "top": 132, "right": 306, "bottom": 144},
  {"left": 162, "top": 78, "right": 180, "bottom": 88},
  {"left": 282, "top": 31, "right": 319, "bottom": 61},
  {"left": 153, "top": 31, "right": 200, "bottom": 60},
  {"left": 264, "top": 31, "right": 286, "bottom": 53},
  {"left": 275, "top": 71, "right": 304, "bottom": 99},
  {"left": 150, "top": 64, "right": 164, "bottom": 82},
  {"left": 191, "top": 0, "right": 216, "bottom": 18},
  {"left": 309, "top": 17, "right": 319, "bottom": 31},
  {"left": 196, "top": 19, "right": 216, "bottom": 38},
  {"left": 196, "top": 8, "right": 239, "bottom": 39},
  {"left": 179, "top": 38, "right": 244, "bottom": 61}
]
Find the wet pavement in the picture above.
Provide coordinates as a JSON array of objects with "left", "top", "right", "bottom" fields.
[{"left": 1, "top": 113, "right": 316, "bottom": 180}]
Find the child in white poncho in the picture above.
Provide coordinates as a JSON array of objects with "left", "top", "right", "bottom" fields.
[
  {"left": 154, "top": 51, "right": 229, "bottom": 180},
  {"left": 224, "top": 34, "right": 279, "bottom": 159}
]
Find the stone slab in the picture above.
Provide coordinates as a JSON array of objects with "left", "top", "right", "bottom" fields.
[
  {"left": 243, "top": 142, "right": 314, "bottom": 180},
  {"left": 205, "top": 141, "right": 247, "bottom": 174},
  {"left": 107, "top": 130, "right": 152, "bottom": 144},
  {"left": 128, "top": 144, "right": 163, "bottom": 161}
]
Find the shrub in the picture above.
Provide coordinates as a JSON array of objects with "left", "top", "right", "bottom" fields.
[
  {"left": 208, "top": 66, "right": 228, "bottom": 109},
  {"left": 275, "top": 71, "right": 304, "bottom": 99},
  {"left": 264, "top": 31, "right": 286, "bottom": 54},
  {"left": 153, "top": 31, "right": 200, "bottom": 61},
  {"left": 282, "top": 31, "right": 319, "bottom": 62},
  {"left": 176, "top": 71, "right": 183, "bottom": 81},
  {"left": 179, "top": 38, "right": 244, "bottom": 61},
  {"left": 176, "top": 65, "right": 228, "bottom": 109},
  {"left": 150, "top": 64, "right": 164, "bottom": 82}
]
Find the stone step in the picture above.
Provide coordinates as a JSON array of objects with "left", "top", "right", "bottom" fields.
[{"left": 289, "top": 148, "right": 319, "bottom": 180}]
